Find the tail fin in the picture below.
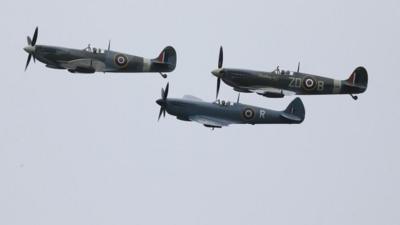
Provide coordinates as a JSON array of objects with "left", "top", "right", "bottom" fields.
[
  {"left": 281, "top": 97, "right": 305, "bottom": 123},
  {"left": 153, "top": 46, "right": 177, "bottom": 72},
  {"left": 345, "top": 67, "right": 368, "bottom": 93}
]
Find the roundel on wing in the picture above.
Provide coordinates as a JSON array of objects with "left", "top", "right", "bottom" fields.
[
  {"left": 302, "top": 76, "right": 317, "bottom": 91},
  {"left": 114, "top": 54, "right": 129, "bottom": 67},
  {"left": 242, "top": 108, "right": 255, "bottom": 120}
]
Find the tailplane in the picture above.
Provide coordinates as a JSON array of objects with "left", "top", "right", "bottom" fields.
[{"left": 281, "top": 97, "right": 305, "bottom": 123}]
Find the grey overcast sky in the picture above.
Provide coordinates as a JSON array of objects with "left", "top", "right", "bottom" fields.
[{"left": 0, "top": 0, "right": 399, "bottom": 225}]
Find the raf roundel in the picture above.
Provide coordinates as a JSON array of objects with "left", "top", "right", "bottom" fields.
[
  {"left": 302, "top": 76, "right": 317, "bottom": 91},
  {"left": 242, "top": 108, "right": 255, "bottom": 120},
  {"left": 114, "top": 54, "right": 129, "bottom": 67}
]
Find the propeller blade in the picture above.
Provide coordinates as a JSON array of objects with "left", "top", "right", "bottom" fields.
[
  {"left": 158, "top": 83, "right": 170, "bottom": 121},
  {"left": 216, "top": 77, "right": 221, "bottom": 99},
  {"left": 25, "top": 54, "right": 32, "bottom": 71},
  {"left": 164, "top": 83, "right": 169, "bottom": 100},
  {"left": 31, "top": 27, "right": 38, "bottom": 46},
  {"left": 158, "top": 107, "right": 163, "bottom": 121},
  {"left": 297, "top": 62, "right": 300, "bottom": 73},
  {"left": 27, "top": 36, "right": 32, "bottom": 46},
  {"left": 218, "top": 46, "right": 223, "bottom": 69}
]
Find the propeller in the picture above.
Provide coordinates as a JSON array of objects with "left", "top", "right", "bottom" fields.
[
  {"left": 24, "top": 26, "right": 38, "bottom": 71},
  {"left": 216, "top": 77, "right": 221, "bottom": 100},
  {"left": 25, "top": 54, "right": 32, "bottom": 71},
  {"left": 218, "top": 46, "right": 223, "bottom": 69},
  {"left": 297, "top": 62, "right": 300, "bottom": 73},
  {"left": 215, "top": 46, "right": 223, "bottom": 99},
  {"left": 156, "top": 83, "right": 169, "bottom": 121},
  {"left": 32, "top": 27, "right": 38, "bottom": 46}
]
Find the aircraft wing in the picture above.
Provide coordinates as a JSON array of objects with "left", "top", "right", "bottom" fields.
[
  {"left": 57, "top": 59, "right": 106, "bottom": 72},
  {"left": 249, "top": 87, "right": 296, "bottom": 96},
  {"left": 189, "top": 115, "right": 232, "bottom": 128},
  {"left": 182, "top": 95, "right": 203, "bottom": 101}
]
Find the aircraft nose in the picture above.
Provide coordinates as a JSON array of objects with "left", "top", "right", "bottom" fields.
[
  {"left": 211, "top": 69, "right": 223, "bottom": 78},
  {"left": 156, "top": 99, "right": 163, "bottom": 106},
  {"left": 24, "top": 46, "right": 35, "bottom": 54}
]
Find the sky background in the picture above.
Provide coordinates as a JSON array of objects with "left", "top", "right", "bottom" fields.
[{"left": 1, "top": 0, "right": 399, "bottom": 225}]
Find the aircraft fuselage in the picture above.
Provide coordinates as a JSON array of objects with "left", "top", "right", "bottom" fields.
[
  {"left": 212, "top": 67, "right": 368, "bottom": 98},
  {"left": 163, "top": 98, "right": 303, "bottom": 126},
  {"left": 26, "top": 44, "right": 176, "bottom": 74}
]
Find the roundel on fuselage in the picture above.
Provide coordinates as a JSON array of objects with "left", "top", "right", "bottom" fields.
[
  {"left": 242, "top": 108, "right": 255, "bottom": 120},
  {"left": 302, "top": 76, "right": 317, "bottom": 91},
  {"left": 114, "top": 54, "right": 129, "bottom": 67}
]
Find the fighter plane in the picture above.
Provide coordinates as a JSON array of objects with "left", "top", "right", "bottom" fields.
[
  {"left": 23, "top": 27, "right": 176, "bottom": 78},
  {"left": 156, "top": 83, "right": 305, "bottom": 129},
  {"left": 211, "top": 47, "right": 368, "bottom": 100}
]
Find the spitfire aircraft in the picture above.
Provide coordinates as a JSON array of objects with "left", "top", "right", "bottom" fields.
[
  {"left": 211, "top": 47, "right": 368, "bottom": 100},
  {"left": 156, "top": 83, "right": 305, "bottom": 129},
  {"left": 23, "top": 27, "right": 177, "bottom": 78}
]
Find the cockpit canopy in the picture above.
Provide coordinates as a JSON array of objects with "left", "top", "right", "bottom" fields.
[
  {"left": 83, "top": 44, "right": 104, "bottom": 54},
  {"left": 213, "top": 99, "right": 234, "bottom": 107},
  {"left": 272, "top": 66, "right": 296, "bottom": 75}
]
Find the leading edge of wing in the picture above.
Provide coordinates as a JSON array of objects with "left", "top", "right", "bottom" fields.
[
  {"left": 250, "top": 87, "right": 296, "bottom": 96},
  {"left": 189, "top": 115, "right": 232, "bottom": 127}
]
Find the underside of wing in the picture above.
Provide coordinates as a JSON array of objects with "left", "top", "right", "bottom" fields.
[
  {"left": 250, "top": 87, "right": 296, "bottom": 96},
  {"left": 249, "top": 87, "right": 296, "bottom": 98},
  {"left": 58, "top": 59, "right": 106, "bottom": 73},
  {"left": 46, "top": 64, "right": 64, "bottom": 69},
  {"left": 189, "top": 115, "right": 232, "bottom": 128}
]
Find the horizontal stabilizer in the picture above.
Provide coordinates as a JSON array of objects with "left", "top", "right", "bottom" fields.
[{"left": 281, "top": 112, "right": 303, "bottom": 122}]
